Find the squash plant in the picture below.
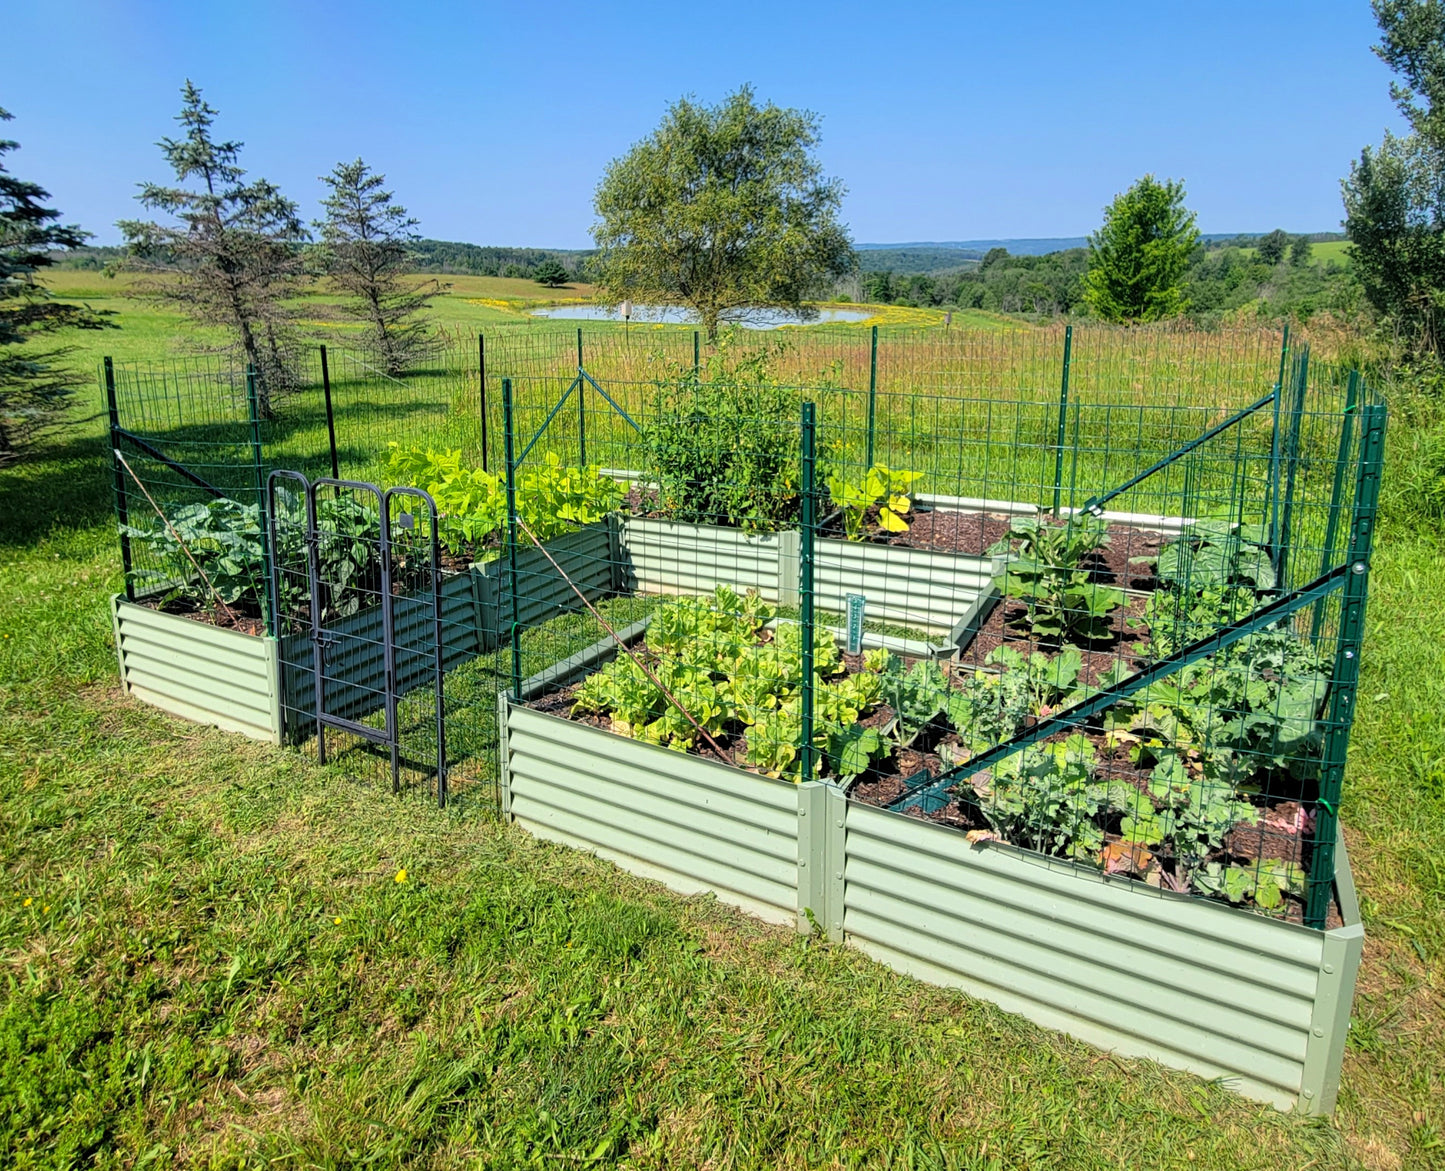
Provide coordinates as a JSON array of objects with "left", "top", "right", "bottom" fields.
[
  {"left": 825, "top": 464, "right": 925, "bottom": 540},
  {"left": 123, "top": 498, "right": 268, "bottom": 612}
]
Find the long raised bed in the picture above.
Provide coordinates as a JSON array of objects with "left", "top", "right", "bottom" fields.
[
  {"left": 499, "top": 694, "right": 1362, "bottom": 1115},
  {"left": 112, "top": 595, "right": 283, "bottom": 743}
]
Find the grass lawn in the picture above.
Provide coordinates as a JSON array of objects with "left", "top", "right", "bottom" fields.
[{"left": 1, "top": 289, "right": 1441, "bottom": 1167}]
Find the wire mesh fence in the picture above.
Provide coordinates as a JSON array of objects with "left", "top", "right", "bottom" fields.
[{"left": 104, "top": 322, "right": 1382, "bottom": 929}]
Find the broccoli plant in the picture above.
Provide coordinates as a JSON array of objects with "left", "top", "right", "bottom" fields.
[{"left": 990, "top": 516, "right": 1125, "bottom": 645}]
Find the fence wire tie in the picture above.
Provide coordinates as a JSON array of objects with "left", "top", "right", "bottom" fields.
[
  {"left": 509, "top": 512, "right": 731, "bottom": 765},
  {"left": 114, "top": 448, "right": 242, "bottom": 628}
]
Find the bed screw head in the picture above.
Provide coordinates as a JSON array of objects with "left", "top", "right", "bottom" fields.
[
  {"left": 1313, "top": 1027, "right": 1325, "bottom": 1037},
  {"left": 1323, "top": 963, "right": 1334, "bottom": 974},
  {"left": 1303, "top": 1089, "right": 1314, "bottom": 1100}
]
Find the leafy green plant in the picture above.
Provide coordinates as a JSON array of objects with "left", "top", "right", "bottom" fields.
[
  {"left": 571, "top": 588, "right": 889, "bottom": 784},
  {"left": 123, "top": 497, "right": 266, "bottom": 612},
  {"left": 642, "top": 358, "right": 799, "bottom": 532},
  {"left": 990, "top": 516, "right": 1125, "bottom": 644},
  {"left": 825, "top": 464, "right": 924, "bottom": 540},
  {"left": 1191, "top": 858, "right": 1305, "bottom": 912},
  {"left": 963, "top": 734, "right": 1129, "bottom": 861},
  {"left": 1152, "top": 520, "right": 1276, "bottom": 592},
  {"left": 1115, "top": 752, "right": 1259, "bottom": 880},
  {"left": 1143, "top": 582, "right": 1258, "bottom": 658},
  {"left": 387, "top": 445, "right": 623, "bottom": 557}
]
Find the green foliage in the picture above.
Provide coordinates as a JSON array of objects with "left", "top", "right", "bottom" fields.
[
  {"left": 1116, "top": 752, "right": 1260, "bottom": 882},
  {"left": 1083, "top": 175, "right": 1200, "bottom": 323},
  {"left": 1152, "top": 520, "right": 1276, "bottom": 593},
  {"left": 118, "top": 82, "right": 308, "bottom": 413},
  {"left": 991, "top": 516, "right": 1125, "bottom": 644},
  {"left": 316, "top": 158, "right": 433, "bottom": 375},
  {"left": 1255, "top": 229, "right": 1290, "bottom": 266},
  {"left": 122, "top": 497, "right": 266, "bottom": 611},
  {"left": 825, "top": 464, "right": 924, "bottom": 540},
  {"left": 966, "top": 734, "right": 1122, "bottom": 861},
  {"left": 1108, "top": 624, "right": 1330, "bottom": 787},
  {"left": 643, "top": 356, "right": 798, "bottom": 531},
  {"left": 1192, "top": 858, "right": 1305, "bottom": 912},
  {"left": 592, "top": 85, "right": 854, "bottom": 339},
  {"left": 572, "top": 588, "right": 889, "bottom": 784},
  {"left": 532, "top": 259, "right": 569, "bottom": 287},
  {"left": 387, "top": 446, "right": 623, "bottom": 557},
  {"left": 1144, "top": 583, "right": 1258, "bottom": 659},
  {"left": 0, "top": 107, "right": 103, "bottom": 460}
]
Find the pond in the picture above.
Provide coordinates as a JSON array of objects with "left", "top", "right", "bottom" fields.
[{"left": 528, "top": 304, "right": 871, "bottom": 328}]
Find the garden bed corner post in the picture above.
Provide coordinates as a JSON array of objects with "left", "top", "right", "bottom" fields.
[{"left": 797, "top": 781, "right": 846, "bottom": 941}]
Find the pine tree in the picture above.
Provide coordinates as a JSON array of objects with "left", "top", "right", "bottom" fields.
[
  {"left": 315, "top": 159, "right": 434, "bottom": 375},
  {"left": 0, "top": 107, "right": 104, "bottom": 461},
  {"left": 1083, "top": 176, "right": 1199, "bottom": 323},
  {"left": 119, "top": 81, "right": 308, "bottom": 416}
]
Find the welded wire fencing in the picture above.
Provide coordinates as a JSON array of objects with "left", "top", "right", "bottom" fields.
[{"left": 104, "top": 323, "right": 1384, "bottom": 929}]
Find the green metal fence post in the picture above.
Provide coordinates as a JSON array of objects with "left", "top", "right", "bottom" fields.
[
  {"left": 244, "top": 364, "right": 272, "bottom": 635},
  {"left": 104, "top": 357, "right": 135, "bottom": 602},
  {"left": 576, "top": 328, "right": 587, "bottom": 465},
  {"left": 693, "top": 330, "right": 700, "bottom": 379},
  {"left": 865, "top": 325, "right": 878, "bottom": 468},
  {"left": 799, "top": 401, "right": 818, "bottom": 782},
  {"left": 1311, "top": 370, "right": 1360, "bottom": 641},
  {"left": 320, "top": 344, "right": 339, "bottom": 480},
  {"left": 479, "top": 333, "right": 489, "bottom": 473},
  {"left": 502, "top": 377, "right": 522, "bottom": 697},
  {"left": 1053, "top": 324, "right": 1073, "bottom": 517},
  {"left": 1276, "top": 344, "right": 1310, "bottom": 590},
  {"left": 1267, "top": 324, "right": 1290, "bottom": 557},
  {"left": 1305, "top": 398, "right": 1385, "bottom": 931}
]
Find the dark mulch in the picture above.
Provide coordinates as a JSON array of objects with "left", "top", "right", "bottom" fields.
[{"left": 138, "top": 597, "right": 268, "bottom": 637}]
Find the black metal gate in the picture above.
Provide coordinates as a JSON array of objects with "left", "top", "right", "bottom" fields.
[{"left": 268, "top": 472, "right": 449, "bottom": 804}]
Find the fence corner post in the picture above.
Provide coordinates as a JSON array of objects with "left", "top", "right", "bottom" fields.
[
  {"left": 244, "top": 363, "right": 273, "bottom": 635},
  {"left": 104, "top": 356, "right": 135, "bottom": 602},
  {"left": 1052, "top": 324, "right": 1072, "bottom": 517},
  {"left": 799, "top": 401, "right": 818, "bottom": 783}
]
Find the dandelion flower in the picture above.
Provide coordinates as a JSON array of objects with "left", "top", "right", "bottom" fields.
[
  {"left": 395, "top": 868, "right": 407, "bottom": 884},
  {"left": 23, "top": 897, "right": 31, "bottom": 907},
  {"left": 333, "top": 916, "right": 342, "bottom": 925}
]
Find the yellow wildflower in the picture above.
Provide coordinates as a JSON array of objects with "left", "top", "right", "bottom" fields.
[
  {"left": 22, "top": 897, "right": 31, "bottom": 907},
  {"left": 395, "top": 868, "right": 407, "bottom": 884}
]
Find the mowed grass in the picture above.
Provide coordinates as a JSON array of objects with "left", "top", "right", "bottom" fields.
[{"left": 0, "top": 288, "right": 1441, "bottom": 1167}]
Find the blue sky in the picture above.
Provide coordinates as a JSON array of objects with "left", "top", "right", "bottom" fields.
[{"left": 4, "top": 0, "right": 1404, "bottom": 248}]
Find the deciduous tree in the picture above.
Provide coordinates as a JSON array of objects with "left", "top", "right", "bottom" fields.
[
  {"left": 592, "top": 86, "right": 854, "bottom": 339},
  {"left": 119, "top": 82, "right": 307, "bottom": 416},
  {"left": 1083, "top": 175, "right": 1199, "bottom": 323},
  {"left": 316, "top": 158, "right": 434, "bottom": 375},
  {"left": 1256, "top": 229, "right": 1289, "bottom": 265},
  {"left": 1342, "top": 1, "right": 1445, "bottom": 354}
]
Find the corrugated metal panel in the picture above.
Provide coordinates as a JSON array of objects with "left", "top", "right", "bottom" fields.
[
  {"left": 492, "top": 523, "right": 616, "bottom": 635},
  {"left": 619, "top": 518, "right": 784, "bottom": 602},
  {"left": 506, "top": 704, "right": 799, "bottom": 924},
  {"left": 114, "top": 598, "right": 280, "bottom": 743},
  {"left": 816, "top": 540, "right": 993, "bottom": 633},
  {"left": 841, "top": 803, "right": 1326, "bottom": 1109}
]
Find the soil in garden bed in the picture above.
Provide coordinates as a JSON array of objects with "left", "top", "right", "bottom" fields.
[
  {"left": 135, "top": 596, "right": 268, "bottom": 637},
  {"left": 829, "top": 506, "right": 1166, "bottom": 592}
]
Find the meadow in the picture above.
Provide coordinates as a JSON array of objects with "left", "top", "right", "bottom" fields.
[{"left": 0, "top": 284, "right": 1441, "bottom": 1168}]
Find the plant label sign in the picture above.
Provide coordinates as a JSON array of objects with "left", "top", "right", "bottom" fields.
[{"left": 846, "top": 593, "right": 866, "bottom": 656}]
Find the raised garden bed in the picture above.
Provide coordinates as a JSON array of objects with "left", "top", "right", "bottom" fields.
[{"left": 499, "top": 691, "right": 1362, "bottom": 1115}]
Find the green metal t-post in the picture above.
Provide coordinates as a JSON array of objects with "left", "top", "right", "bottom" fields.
[
  {"left": 479, "top": 333, "right": 489, "bottom": 473},
  {"left": 245, "top": 364, "right": 272, "bottom": 635},
  {"left": 1311, "top": 371, "right": 1360, "bottom": 641},
  {"left": 865, "top": 325, "right": 878, "bottom": 468},
  {"left": 1275, "top": 345, "right": 1310, "bottom": 590},
  {"left": 1305, "top": 399, "right": 1385, "bottom": 931},
  {"left": 320, "top": 345, "right": 339, "bottom": 480},
  {"left": 1053, "top": 325, "right": 1073, "bottom": 517},
  {"left": 1267, "top": 324, "right": 1291, "bottom": 557},
  {"left": 693, "top": 330, "right": 700, "bottom": 380},
  {"left": 503, "top": 377, "right": 522, "bottom": 697},
  {"left": 576, "top": 328, "right": 587, "bottom": 465},
  {"left": 799, "top": 402, "right": 818, "bottom": 782},
  {"left": 104, "top": 357, "right": 135, "bottom": 602}
]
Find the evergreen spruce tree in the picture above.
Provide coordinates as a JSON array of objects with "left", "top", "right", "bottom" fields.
[
  {"left": 316, "top": 159, "right": 434, "bottom": 375},
  {"left": 1083, "top": 176, "right": 1199, "bottom": 323},
  {"left": 119, "top": 82, "right": 308, "bottom": 416}
]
